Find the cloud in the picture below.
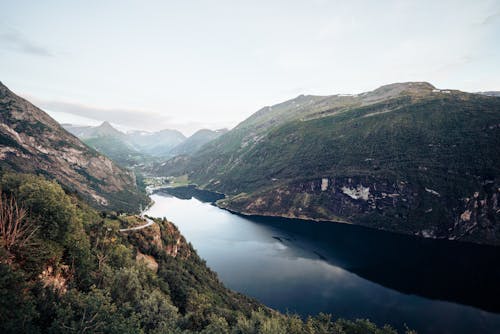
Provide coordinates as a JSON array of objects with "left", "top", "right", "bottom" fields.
[
  {"left": 25, "top": 96, "right": 230, "bottom": 136},
  {"left": 0, "top": 28, "right": 52, "bottom": 57},
  {"left": 30, "top": 98, "right": 169, "bottom": 127}
]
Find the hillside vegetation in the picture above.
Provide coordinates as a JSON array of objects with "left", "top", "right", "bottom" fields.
[
  {"left": 0, "top": 173, "right": 405, "bottom": 334},
  {"left": 169, "top": 129, "right": 228, "bottom": 157},
  {"left": 158, "top": 82, "right": 500, "bottom": 245}
]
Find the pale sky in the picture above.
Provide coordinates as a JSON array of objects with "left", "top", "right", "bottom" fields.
[{"left": 1, "top": 0, "right": 499, "bottom": 135}]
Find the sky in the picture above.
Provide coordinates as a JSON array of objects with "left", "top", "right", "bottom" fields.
[{"left": 1, "top": 0, "right": 499, "bottom": 135}]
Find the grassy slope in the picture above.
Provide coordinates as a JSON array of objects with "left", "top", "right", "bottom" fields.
[
  {"left": 204, "top": 93, "right": 499, "bottom": 191},
  {"left": 180, "top": 89, "right": 500, "bottom": 244}
]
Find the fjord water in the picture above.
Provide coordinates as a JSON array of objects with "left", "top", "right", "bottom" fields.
[{"left": 146, "top": 191, "right": 500, "bottom": 334}]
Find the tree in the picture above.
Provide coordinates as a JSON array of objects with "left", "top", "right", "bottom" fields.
[
  {"left": 50, "top": 288, "right": 141, "bottom": 334},
  {"left": 18, "top": 179, "right": 75, "bottom": 242},
  {"left": 138, "top": 289, "right": 179, "bottom": 333},
  {"left": 0, "top": 193, "right": 37, "bottom": 258},
  {"left": 0, "top": 264, "right": 39, "bottom": 333}
]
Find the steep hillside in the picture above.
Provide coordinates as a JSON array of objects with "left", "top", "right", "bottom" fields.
[
  {"left": 169, "top": 128, "right": 228, "bottom": 156},
  {"left": 64, "top": 122, "right": 150, "bottom": 167},
  {"left": 84, "top": 135, "right": 146, "bottom": 167},
  {"left": 0, "top": 82, "right": 148, "bottom": 212},
  {"left": 162, "top": 82, "right": 500, "bottom": 245},
  {"left": 0, "top": 173, "right": 399, "bottom": 333}
]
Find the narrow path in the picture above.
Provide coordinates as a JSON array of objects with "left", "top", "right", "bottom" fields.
[{"left": 119, "top": 216, "right": 155, "bottom": 232}]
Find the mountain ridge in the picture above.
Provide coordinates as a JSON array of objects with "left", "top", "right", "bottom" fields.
[
  {"left": 168, "top": 128, "right": 228, "bottom": 156},
  {"left": 158, "top": 82, "right": 500, "bottom": 245},
  {"left": 0, "top": 82, "right": 148, "bottom": 211},
  {"left": 65, "top": 122, "right": 228, "bottom": 162}
]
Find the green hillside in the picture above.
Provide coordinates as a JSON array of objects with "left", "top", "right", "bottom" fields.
[
  {"left": 161, "top": 83, "right": 500, "bottom": 245},
  {"left": 84, "top": 136, "right": 147, "bottom": 167},
  {"left": 169, "top": 129, "right": 228, "bottom": 156}
]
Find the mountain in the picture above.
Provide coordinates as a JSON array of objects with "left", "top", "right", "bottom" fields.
[
  {"left": 169, "top": 128, "right": 228, "bottom": 156},
  {"left": 64, "top": 122, "right": 145, "bottom": 166},
  {"left": 126, "top": 129, "right": 186, "bottom": 157},
  {"left": 64, "top": 121, "right": 125, "bottom": 139},
  {"left": 159, "top": 82, "right": 500, "bottom": 245},
  {"left": 65, "top": 124, "right": 187, "bottom": 159},
  {"left": 477, "top": 91, "right": 500, "bottom": 97},
  {"left": 62, "top": 124, "right": 95, "bottom": 138},
  {"left": 0, "top": 82, "right": 148, "bottom": 211},
  {"left": 84, "top": 135, "right": 145, "bottom": 167}
]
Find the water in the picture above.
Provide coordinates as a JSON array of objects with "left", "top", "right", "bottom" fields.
[{"left": 145, "top": 190, "right": 500, "bottom": 334}]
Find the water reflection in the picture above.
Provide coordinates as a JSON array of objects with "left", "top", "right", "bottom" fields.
[{"left": 146, "top": 192, "right": 500, "bottom": 334}]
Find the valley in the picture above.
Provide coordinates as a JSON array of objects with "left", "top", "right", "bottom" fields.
[
  {"left": 3, "top": 2, "right": 499, "bottom": 332},
  {"left": 63, "top": 121, "right": 227, "bottom": 169},
  {"left": 1, "top": 80, "right": 499, "bottom": 333}
]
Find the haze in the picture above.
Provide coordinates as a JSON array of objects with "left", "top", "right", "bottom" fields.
[{"left": 1, "top": 0, "right": 499, "bottom": 135}]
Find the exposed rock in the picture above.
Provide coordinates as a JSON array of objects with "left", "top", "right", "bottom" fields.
[
  {"left": 219, "top": 176, "right": 500, "bottom": 245},
  {"left": 321, "top": 178, "right": 329, "bottom": 191},
  {"left": 126, "top": 219, "right": 191, "bottom": 259},
  {"left": 0, "top": 82, "right": 147, "bottom": 211},
  {"left": 136, "top": 251, "right": 158, "bottom": 272},
  {"left": 342, "top": 185, "right": 370, "bottom": 200}
]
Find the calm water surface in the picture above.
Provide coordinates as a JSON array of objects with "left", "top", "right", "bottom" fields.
[{"left": 145, "top": 191, "right": 500, "bottom": 334}]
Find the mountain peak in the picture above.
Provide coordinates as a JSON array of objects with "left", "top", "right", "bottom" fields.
[
  {"left": 93, "top": 121, "right": 124, "bottom": 137},
  {"left": 370, "top": 82, "right": 435, "bottom": 96},
  {"left": 100, "top": 120, "right": 113, "bottom": 127},
  {"left": 360, "top": 82, "right": 436, "bottom": 103},
  {"left": 376, "top": 81, "right": 435, "bottom": 90}
]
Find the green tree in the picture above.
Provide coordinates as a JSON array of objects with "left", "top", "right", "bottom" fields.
[
  {"left": 50, "top": 288, "right": 141, "bottom": 334},
  {"left": 0, "top": 264, "right": 39, "bottom": 334},
  {"left": 18, "top": 178, "right": 76, "bottom": 242},
  {"left": 138, "top": 289, "right": 180, "bottom": 333}
]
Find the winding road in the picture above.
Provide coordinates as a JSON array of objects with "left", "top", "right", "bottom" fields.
[{"left": 119, "top": 215, "right": 155, "bottom": 232}]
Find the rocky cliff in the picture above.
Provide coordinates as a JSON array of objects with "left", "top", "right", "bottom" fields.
[{"left": 0, "top": 81, "right": 148, "bottom": 212}]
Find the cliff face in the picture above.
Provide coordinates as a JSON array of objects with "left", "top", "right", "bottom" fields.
[
  {"left": 219, "top": 176, "right": 500, "bottom": 245},
  {"left": 0, "top": 82, "right": 148, "bottom": 212},
  {"left": 125, "top": 218, "right": 192, "bottom": 260}
]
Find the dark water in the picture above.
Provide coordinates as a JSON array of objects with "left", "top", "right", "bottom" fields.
[{"left": 146, "top": 190, "right": 500, "bottom": 334}]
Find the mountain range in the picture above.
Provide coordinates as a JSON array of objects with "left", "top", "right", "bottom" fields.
[
  {"left": 157, "top": 82, "right": 500, "bottom": 245},
  {"left": 63, "top": 122, "right": 227, "bottom": 165}
]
